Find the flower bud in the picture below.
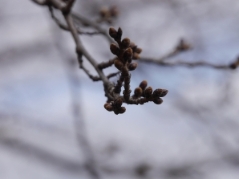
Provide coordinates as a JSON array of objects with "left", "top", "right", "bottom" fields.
[
  {"left": 119, "top": 106, "right": 126, "bottom": 114},
  {"left": 153, "top": 89, "right": 163, "bottom": 97},
  {"left": 153, "top": 98, "right": 163, "bottom": 105},
  {"left": 144, "top": 87, "right": 153, "bottom": 98},
  {"left": 114, "top": 59, "right": 123, "bottom": 70},
  {"left": 110, "top": 43, "right": 120, "bottom": 56},
  {"left": 153, "top": 89, "right": 168, "bottom": 97},
  {"left": 117, "top": 27, "right": 123, "bottom": 39},
  {"left": 121, "top": 38, "right": 131, "bottom": 49},
  {"left": 104, "top": 103, "right": 113, "bottom": 111},
  {"left": 109, "top": 27, "right": 117, "bottom": 38},
  {"left": 134, "top": 87, "right": 143, "bottom": 97},
  {"left": 135, "top": 48, "right": 142, "bottom": 54},
  {"left": 139, "top": 80, "right": 147, "bottom": 90},
  {"left": 160, "top": 89, "right": 168, "bottom": 97},
  {"left": 123, "top": 48, "right": 133, "bottom": 61},
  {"left": 128, "top": 63, "right": 137, "bottom": 71}
]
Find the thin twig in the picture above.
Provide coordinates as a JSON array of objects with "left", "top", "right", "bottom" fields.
[
  {"left": 140, "top": 49, "right": 180, "bottom": 63},
  {"left": 49, "top": 6, "right": 101, "bottom": 36},
  {"left": 51, "top": 10, "right": 102, "bottom": 179},
  {"left": 98, "top": 58, "right": 115, "bottom": 70},
  {"left": 72, "top": 13, "right": 114, "bottom": 43},
  {"left": 63, "top": 13, "right": 113, "bottom": 93},
  {"left": 139, "top": 59, "right": 232, "bottom": 69}
]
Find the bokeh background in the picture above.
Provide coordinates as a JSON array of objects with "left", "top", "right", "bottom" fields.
[{"left": 1, "top": 0, "right": 239, "bottom": 179}]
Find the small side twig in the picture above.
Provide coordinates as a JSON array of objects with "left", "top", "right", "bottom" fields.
[
  {"left": 140, "top": 58, "right": 239, "bottom": 70},
  {"left": 98, "top": 58, "right": 115, "bottom": 70},
  {"left": 140, "top": 39, "right": 191, "bottom": 62},
  {"left": 72, "top": 13, "right": 114, "bottom": 43}
]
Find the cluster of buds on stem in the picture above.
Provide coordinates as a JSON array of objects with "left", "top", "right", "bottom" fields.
[
  {"left": 104, "top": 27, "right": 168, "bottom": 115},
  {"left": 133, "top": 80, "right": 168, "bottom": 104},
  {"left": 98, "top": 6, "right": 119, "bottom": 24}
]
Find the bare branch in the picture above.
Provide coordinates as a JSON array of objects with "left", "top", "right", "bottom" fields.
[
  {"left": 98, "top": 58, "right": 115, "bottom": 70},
  {"left": 63, "top": 13, "right": 113, "bottom": 98},
  {"left": 140, "top": 59, "right": 237, "bottom": 70},
  {"left": 140, "top": 39, "right": 192, "bottom": 62},
  {"left": 49, "top": 6, "right": 101, "bottom": 36},
  {"left": 72, "top": 13, "right": 114, "bottom": 43}
]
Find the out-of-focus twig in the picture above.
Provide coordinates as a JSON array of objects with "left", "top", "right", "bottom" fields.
[
  {"left": 140, "top": 59, "right": 234, "bottom": 69},
  {"left": 140, "top": 39, "right": 192, "bottom": 63},
  {"left": 49, "top": 6, "right": 101, "bottom": 36},
  {"left": 139, "top": 39, "right": 239, "bottom": 70},
  {"left": 72, "top": 13, "right": 114, "bottom": 43}
]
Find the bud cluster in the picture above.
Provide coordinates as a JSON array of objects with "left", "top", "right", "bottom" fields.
[
  {"left": 104, "top": 27, "right": 168, "bottom": 114},
  {"left": 104, "top": 98, "right": 126, "bottom": 115},
  {"left": 109, "top": 27, "right": 142, "bottom": 69},
  {"left": 99, "top": 6, "right": 119, "bottom": 24},
  {"left": 132, "top": 80, "right": 168, "bottom": 105}
]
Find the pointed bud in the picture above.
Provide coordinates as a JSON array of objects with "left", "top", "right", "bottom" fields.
[
  {"left": 109, "top": 27, "right": 117, "bottom": 38},
  {"left": 153, "top": 89, "right": 163, "bottom": 97},
  {"left": 104, "top": 103, "right": 113, "bottom": 111},
  {"left": 119, "top": 106, "right": 126, "bottom": 114},
  {"left": 123, "top": 48, "right": 133, "bottom": 61},
  {"left": 134, "top": 87, "right": 143, "bottom": 97},
  {"left": 128, "top": 63, "right": 137, "bottom": 71},
  {"left": 153, "top": 89, "right": 168, "bottom": 97},
  {"left": 121, "top": 38, "right": 131, "bottom": 49},
  {"left": 117, "top": 27, "right": 123, "bottom": 39},
  {"left": 135, "top": 48, "right": 142, "bottom": 54},
  {"left": 110, "top": 43, "right": 120, "bottom": 56},
  {"left": 153, "top": 98, "right": 163, "bottom": 105},
  {"left": 114, "top": 59, "right": 123, "bottom": 70},
  {"left": 160, "top": 89, "right": 168, "bottom": 97},
  {"left": 139, "top": 80, "right": 147, "bottom": 90},
  {"left": 144, "top": 87, "right": 153, "bottom": 98}
]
